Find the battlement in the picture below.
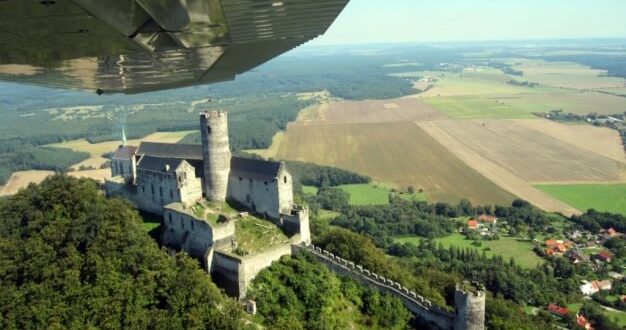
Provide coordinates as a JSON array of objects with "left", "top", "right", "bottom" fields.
[
  {"left": 455, "top": 282, "right": 486, "bottom": 298},
  {"left": 202, "top": 110, "right": 227, "bottom": 119}
]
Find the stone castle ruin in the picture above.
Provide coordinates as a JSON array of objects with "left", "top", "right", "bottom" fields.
[
  {"left": 105, "top": 109, "right": 485, "bottom": 329},
  {"left": 105, "top": 110, "right": 310, "bottom": 298}
]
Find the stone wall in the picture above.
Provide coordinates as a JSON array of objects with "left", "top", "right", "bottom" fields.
[
  {"left": 296, "top": 244, "right": 465, "bottom": 330},
  {"left": 162, "top": 205, "right": 235, "bottom": 263},
  {"left": 213, "top": 243, "right": 293, "bottom": 299},
  {"left": 201, "top": 111, "right": 231, "bottom": 201},
  {"left": 454, "top": 283, "right": 486, "bottom": 330},
  {"left": 227, "top": 175, "right": 281, "bottom": 220},
  {"left": 276, "top": 166, "right": 294, "bottom": 214},
  {"left": 282, "top": 205, "right": 311, "bottom": 244}
]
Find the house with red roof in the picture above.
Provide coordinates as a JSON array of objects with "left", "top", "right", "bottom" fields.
[
  {"left": 594, "top": 250, "right": 614, "bottom": 263},
  {"left": 548, "top": 304, "right": 569, "bottom": 317},
  {"left": 576, "top": 314, "right": 593, "bottom": 329},
  {"left": 467, "top": 220, "right": 479, "bottom": 230},
  {"left": 607, "top": 228, "right": 617, "bottom": 237},
  {"left": 477, "top": 214, "right": 497, "bottom": 225}
]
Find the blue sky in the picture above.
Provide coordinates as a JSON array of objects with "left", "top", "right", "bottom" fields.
[{"left": 312, "top": 0, "right": 626, "bottom": 45}]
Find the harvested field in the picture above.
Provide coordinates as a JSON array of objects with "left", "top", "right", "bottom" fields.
[
  {"left": 513, "top": 119, "right": 626, "bottom": 163},
  {"left": 0, "top": 170, "right": 55, "bottom": 196},
  {"left": 425, "top": 120, "right": 624, "bottom": 183},
  {"left": 0, "top": 169, "right": 112, "bottom": 196},
  {"left": 299, "top": 98, "right": 446, "bottom": 124},
  {"left": 276, "top": 121, "right": 515, "bottom": 205},
  {"left": 418, "top": 121, "right": 581, "bottom": 215}
]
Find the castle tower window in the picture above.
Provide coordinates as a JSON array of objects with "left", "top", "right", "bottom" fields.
[
  {"left": 284, "top": 176, "right": 287, "bottom": 184},
  {"left": 191, "top": 221, "right": 195, "bottom": 230}
]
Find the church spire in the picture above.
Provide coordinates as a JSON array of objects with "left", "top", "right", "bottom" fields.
[{"left": 122, "top": 126, "right": 127, "bottom": 147}]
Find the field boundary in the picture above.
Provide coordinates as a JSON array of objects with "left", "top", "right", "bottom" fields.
[{"left": 417, "top": 121, "right": 581, "bottom": 216}]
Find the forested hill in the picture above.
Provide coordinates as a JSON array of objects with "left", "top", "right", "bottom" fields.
[{"left": 0, "top": 176, "right": 246, "bottom": 329}]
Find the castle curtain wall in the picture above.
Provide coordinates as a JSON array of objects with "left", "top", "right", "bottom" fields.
[{"left": 227, "top": 173, "right": 281, "bottom": 220}]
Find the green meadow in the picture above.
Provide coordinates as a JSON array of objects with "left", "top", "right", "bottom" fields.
[
  {"left": 394, "top": 233, "right": 544, "bottom": 268},
  {"left": 304, "top": 184, "right": 427, "bottom": 206},
  {"left": 536, "top": 183, "right": 626, "bottom": 215}
]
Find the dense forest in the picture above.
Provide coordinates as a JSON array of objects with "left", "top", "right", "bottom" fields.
[
  {"left": 0, "top": 176, "right": 246, "bottom": 329},
  {"left": 248, "top": 253, "right": 411, "bottom": 329}
]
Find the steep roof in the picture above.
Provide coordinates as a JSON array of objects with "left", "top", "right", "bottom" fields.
[
  {"left": 137, "top": 155, "right": 184, "bottom": 174},
  {"left": 113, "top": 146, "right": 137, "bottom": 160},
  {"left": 231, "top": 157, "right": 282, "bottom": 180},
  {"left": 137, "top": 142, "right": 203, "bottom": 160}
]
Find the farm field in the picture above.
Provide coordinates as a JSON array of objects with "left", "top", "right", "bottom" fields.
[
  {"left": 509, "top": 59, "right": 626, "bottom": 90},
  {"left": 535, "top": 184, "right": 626, "bottom": 215},
  {"left": 421, "top": 91, "right": 626, "bottom": 118},
  {"left": 0, "top": 169, "right": 111, "bottom": 196},
  {"left": 396, "top": 69, "right": 535, "bottom": 97},
  {"left": 247, "top": 132, "right": 284, "bottom": 159},
  {"left": 424, "top": 119, "right": 625, "bottom": 183},
  {"left": 421, "top": 95, "right": 537, "bottom": 119},
  {"left": 394, "top": 233, "right": 544, "bottom": 268},
  {"left": 296, "top": 97, "right": 446, "bottom": 124},
  {"left": 513, "top": 119, "right": 626, "bottom": 163},
  {"left": 276, "top": 121, "right": 516, "bottom": 205}
]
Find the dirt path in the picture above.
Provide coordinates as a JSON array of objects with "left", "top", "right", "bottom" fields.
[{"left": 417, "top": 121, "right": 582, "bottom": 216}]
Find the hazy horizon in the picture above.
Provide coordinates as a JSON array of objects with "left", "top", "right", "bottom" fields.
[{"left": 312, "top": 0, "right": 626, "bottom": 45}]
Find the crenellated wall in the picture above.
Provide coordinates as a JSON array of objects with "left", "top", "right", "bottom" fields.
[{"left": 295, "top": 244, "right": 485, "bottom": 330}]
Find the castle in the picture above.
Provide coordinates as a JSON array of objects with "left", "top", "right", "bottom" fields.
[{"left": 105, "top": 111, "right": 310, "bottom": 298}]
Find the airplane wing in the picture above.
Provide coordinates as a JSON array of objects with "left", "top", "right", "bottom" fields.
[{"left": 0, "top": 0, "right": 349, "bottom": 94}]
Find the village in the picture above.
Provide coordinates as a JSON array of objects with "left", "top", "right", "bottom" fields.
[{"left": 463, "top": 214, "right": 625, "bottom": 328}]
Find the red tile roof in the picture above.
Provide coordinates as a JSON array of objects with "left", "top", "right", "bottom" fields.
[
  {"left": 546, "top": 239, "right": 557, "bottom": 247},
  {"left": 548, "top": 304, "right": 569, "bottom": 317},
  {"left": 477, "top": 214, "right": 497, "bottom": 223},
  {"left": 597, "top": 250, "right": 614, "bottom": 261},
  {"left": 607, "top": 228, "right": 617, "bottom": 236},
  {"left": 467, "top": 220, "right": 478, "bottom": 229}
]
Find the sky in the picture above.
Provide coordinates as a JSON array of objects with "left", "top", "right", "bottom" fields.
[{"left": 312, "top": 0, "right": 626, "bottom": 45}]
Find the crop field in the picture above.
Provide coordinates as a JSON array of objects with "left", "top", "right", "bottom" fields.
[
  {"left": 425, "top": 119, "right": 625, "bottom": 183},
  {"left": 0, "top": 169, "right": 112, "bottom": 196},
  {"left": 276, "top": 121, "right": 516, "bottom": 205},
  {"left": 394, "top": 233, "right": 544, "bottom": 268},
  {"left": 396, "top": 69, "right": 535, "bottom": 97},
  {"left": 510, "top": 59, "right": 626, "bottom": 90},
  {"left": 513, "top": 119, "right": 626, "bottom": 163},
  {"left": 422, "top": 95, "right": 537, "bottom": 119},
  {"left": 338, "top": 183, "right": 426, "bottom": 205},
  {"left": 535, "top": 184, "right": 626, "bottom": 215},
  {"left": 300, "top": 97, "right": 446, "bottom": 124}
]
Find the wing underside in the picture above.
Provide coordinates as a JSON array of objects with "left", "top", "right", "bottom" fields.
[{"left": 0, "top": 0, "right": 349, "bottom": 94}]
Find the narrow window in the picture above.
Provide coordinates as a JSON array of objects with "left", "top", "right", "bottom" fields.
[
  {"left": 206, "top": 126, "right": 211, "bottom": 135},
  {"left": 169, "top": 189, "right": 173, "bottom": 200},
  {"left": 191, "top": 221, "right": 195, "bottom": 230},
  {"left": 284, "top": 176, "right": 287, "bottom": 184},
  {"left": 151, "top": 184, "right": 155, "bottom": 195},
  {"left": 159, "top": 187, "right": 163, "bottom": 197},
  {"left": 168, "top": 213, "right": 172, "bottom": 224}
]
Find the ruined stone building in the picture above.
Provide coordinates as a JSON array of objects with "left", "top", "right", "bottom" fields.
[{"left": 105, "top": 111, "right": 310, "bottom": 298}]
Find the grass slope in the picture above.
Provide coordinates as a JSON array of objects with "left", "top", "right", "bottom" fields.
[
  {"left": 536, "top": 184, "right": 626, "bottom": 215},
  {"left": 394, "top": 233, "right": 544, "bottom": 269}
]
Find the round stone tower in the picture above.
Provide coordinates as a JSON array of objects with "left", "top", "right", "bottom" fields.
[
  {"left": 454, "top": 281, "right": 486, "bottom": 330},
  {"left": 200, "top": 111, "right": 231, "bottom": 201}
]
